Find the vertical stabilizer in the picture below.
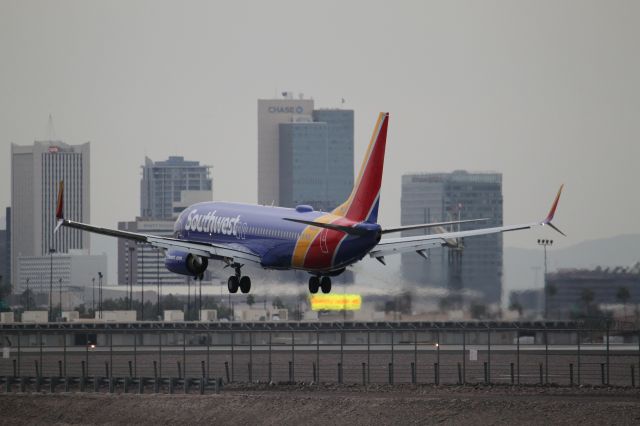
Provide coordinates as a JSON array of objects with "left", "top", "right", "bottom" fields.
[{"left": 332, "top": 112, "right": 388, "bottom": 223}]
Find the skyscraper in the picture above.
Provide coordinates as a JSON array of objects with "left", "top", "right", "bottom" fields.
[
  {"left": 258, "top": 95, "right": 315, "bottom": 206},
  {"left": 140, "top": 156, "right": 212, "bottom": 220},
  {"left": 258, "top": 94, "right": 354, "bottom": 211},
  {"left": 401, "top": 171, "right": 503, "bottom": 304},
  {"left": 11, "top": 141, "right": 90, "bottom": 291},
  {"left": 0, "top": 207, "right": 9, "bottom": 287},
  {"left": 120, "top": 156, "right": 213, "bottom": 286},
  {"left": 278, "top": 109, "right": 354, "bottom": 211}
]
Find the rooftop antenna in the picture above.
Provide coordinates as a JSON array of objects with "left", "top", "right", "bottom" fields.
[{"left": 46, "top": 114, "right": 56, "bottom": 141}]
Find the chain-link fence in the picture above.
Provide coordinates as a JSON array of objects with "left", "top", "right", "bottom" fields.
[{"left": 1, "top": 322, "right": 639, "bottom": 389}]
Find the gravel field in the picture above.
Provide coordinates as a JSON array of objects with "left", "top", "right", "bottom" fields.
[{"left": 1, "top": 384, "right": 639, "bottom": 425}]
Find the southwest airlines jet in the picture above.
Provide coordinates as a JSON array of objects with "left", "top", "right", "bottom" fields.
[{"left": 55, "top": 113, "right": 564, "bottom": 294}]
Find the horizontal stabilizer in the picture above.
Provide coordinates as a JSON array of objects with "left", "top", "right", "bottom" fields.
[
  {"left": 282, "top": 218, "right": 368, "bottom": 236},
  {"left": 381, "top": 218, "right": 488, "bottom": 234}
]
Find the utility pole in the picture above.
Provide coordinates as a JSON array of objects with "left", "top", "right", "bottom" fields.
[
  {"left": 538, "top": 239, "right": 553, "bottom": 319},
  {"left": 49, "top": 248, "right": 55, "bottom": 321}
]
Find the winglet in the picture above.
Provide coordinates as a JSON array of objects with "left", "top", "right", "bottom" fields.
[{"left": 543, "top": 184, "right": 566, "bottom": 236}]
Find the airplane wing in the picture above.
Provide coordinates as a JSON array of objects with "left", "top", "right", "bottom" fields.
[
  {"left": 369, "top": 185, "right": 565, "bottom": 262},
  {"left": 54, "top": 182, "right": 261, "bottom": 266},
  {"left": 57, "top": 218, "right": 262, "bottom": 265}
]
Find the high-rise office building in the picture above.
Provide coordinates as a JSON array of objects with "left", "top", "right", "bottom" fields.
[
  {"left": 119, "top": 156, "right": 213, "bottom": 286},
  {"left": 259, "top": 94, "right": 354, "bottom": 211},
  {"left": 401, "top": 171, "right": 503, "bottom": 304},
  {"left": 140, "top": 156, "right": 212, "bottom": 220},
  {"left": 258, "top": 94, "right": 315, "bottom": 206},
  {"left": 279, "top": 109, "right": 354, "bottom": 211},
  {"left": 0, "top": 207, "right": 9, "bottom": 286},
  {"left": 11, "top": 141, "right": 90, "bottom": 291}
]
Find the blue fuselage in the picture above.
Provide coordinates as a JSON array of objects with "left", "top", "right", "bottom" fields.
[{"left": 173, "top": 202, "right": 381, "bottom": 273}]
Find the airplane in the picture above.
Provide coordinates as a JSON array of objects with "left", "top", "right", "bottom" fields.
[{"left": 54, "top": 112, "right": 564, "bottom": 294}]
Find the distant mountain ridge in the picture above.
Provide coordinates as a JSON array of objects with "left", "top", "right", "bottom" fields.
[{"left": 504, "top": 234, "right": 640, "bottom": 295}]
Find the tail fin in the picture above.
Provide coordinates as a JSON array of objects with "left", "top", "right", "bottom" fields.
[
  {"left": 54, "top": 180, "right": 64, "bottom": 233},
  {"left": 332, "top": 112, "right": 389, "bottom": 223},
  {"left": 55, "top": 180, "right": 64, "bottom": 220}
]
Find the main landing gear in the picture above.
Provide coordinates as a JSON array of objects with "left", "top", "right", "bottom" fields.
[
  {"left": 227, "top": 266, "right": 251, "bottom": 294},
  {"left": 308, "top": 276, "right": 332, "bottom": 294}
]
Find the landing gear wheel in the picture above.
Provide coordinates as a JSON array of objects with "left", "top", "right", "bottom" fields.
[
  {"left": 320, "top": 276, "right": 332, "bottom": 294},
  {"left": 227, "top": 276, "right": 239, "bottom": 293},
  {"left": 239, "top": 276, "right": 252, "bottom": 293},
  {"left": 308, "top": 276, "right": 320, "bottom": 294}
]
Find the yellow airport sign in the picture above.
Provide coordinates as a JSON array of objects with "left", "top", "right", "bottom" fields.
[{"left": 310, "top": 294, "right": 362, "bottom": 311}]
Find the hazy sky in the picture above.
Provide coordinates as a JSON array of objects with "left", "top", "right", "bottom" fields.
[{"left": 1, "top": 1, "right": 639, "bottom": 276}]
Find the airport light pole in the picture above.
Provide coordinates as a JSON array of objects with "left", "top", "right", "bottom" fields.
[
  {"left": 25, "top": 278, "right": 30, "bottom": 310},
  {"left": 538, "top": 239, "right": 553, "bottom": 318},
  {"left": 49, "top": 248, "right": 55, "bottom": 321},
  {"left": 58, "top": 277, "right": 63, "bottom": 319},
  {"left": 98, "top": 271, "right": 103, "bottom": 319},
  {"left": 141, "top": 243, "right": 144, "bottom": 320},
  {"left": 157, "top": 248, "right": 161, "bottom": 319},
  {"left": 128, "top": 246, "right": 135, "bottom": 310},
  {"left": 92, "top": 277, "right": 95, "bottom": 314}
]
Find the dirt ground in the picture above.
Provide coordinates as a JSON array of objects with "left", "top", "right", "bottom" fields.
[{"left": 1, "top": 384, "right": 639, "bottom": 425}]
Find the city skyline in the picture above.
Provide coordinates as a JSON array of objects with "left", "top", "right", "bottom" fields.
[{"left": 1, "top": 1, "right": 639, "bottom": 285}]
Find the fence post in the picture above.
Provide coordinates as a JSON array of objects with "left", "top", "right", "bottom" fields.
[
  {"left": 516, "top": 330, "right": 520, "bottom": 385},
  {"left": 129, "top": 361, "right": 133, "bottom": 378},
  {"left": 601, "top": 363, "right": 605, "bottom": 385},
  {"left": 289, "top": 361, "right": 293, "bottom": 383},
  {"left": 388, "top": 363, "right": 393, "bottom": 385},
  {"left": 434, "top": 363, "right": 439, "bottom": 385},
  {"left": 539, "top": 363, "right": 543, "bottom": 385},
  {"left": 313, "top": 362, "right": 317, "bottom": 383},
  {"left": 363, "top": 363, "right": 367, "bottom": 385},
  {"left": 64, "top": 376, "right": 70, "bottom": 393},
  {"left": 606, "top": 323, "right": 610, "bottom": 385},
  {"left": 225, "top": 361, "right": 230, "bottom": 384},
  {"left": 487, "top": 328, "right": 491, "bottom": 384},
  {"left": 457, "top": 363, "right": 462, "bottom": 385},
  {"left": 462, "top": 330, "right": 466, "bottom": 385},
  {"left": 411, "top": 362, "right": 416, "bottom": 385},
  {"left": 570, "top": 363, "right": 574, "bottom": 386},
  {"left": 483, "top": 362, "right": 488, "bottom": 385},
  {"left": 544, "top": 329, "right": 549, "bottom": 384},
  {"left": 248, "top": 362, "right": 252, "bottom": 383},
  {"left": 13, "top": 359, "right": 16, "bottom": 377},
  {"left": 177, "top": 361, "right": 182, "bottom": 379},
  {"left": 577, "top": 329, "right": 581, "bottom": 385},
  {"left": 338, "top": 362, "right": 343, "bottom": 384},
  {"left": 631, "top": 365, "right": 636, "bottom": 388},
  {"left": 154, "top": 361, "right": 159, "bottom": 393},
  {"left": 510, "top": 363, "right": 514, "bottom": 385},
  {"left": 169, "top": 377, "right": 174, "bottom": 394},
  {"left": 58, "top": 360, "right": 63, "bottom": 377},
  {"left": 104, "top": 361, "right": 109, "bottom": 379}
]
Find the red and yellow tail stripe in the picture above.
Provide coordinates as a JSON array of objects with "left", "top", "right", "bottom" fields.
[{"left": 332, "top": 112, "right": 388, "bottom": 223}]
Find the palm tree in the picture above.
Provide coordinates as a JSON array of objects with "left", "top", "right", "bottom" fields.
[
  {"left": 581, "top": 288, "right": 595, "bottom": 316},
  {"left": 616, "top": 286, "right": 631, "bottom": 318}
]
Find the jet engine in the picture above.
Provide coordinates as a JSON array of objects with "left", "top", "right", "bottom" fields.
[{"left": 164, "top": 249, "right": 209, "bottom": 276}]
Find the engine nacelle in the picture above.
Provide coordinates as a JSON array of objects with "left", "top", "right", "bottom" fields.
[{"left": 164, "top": 249, "right": 209, "bottom": 277}]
